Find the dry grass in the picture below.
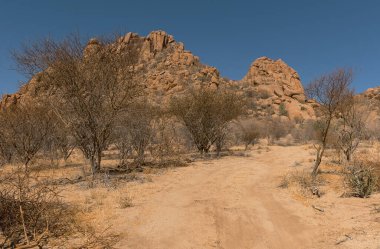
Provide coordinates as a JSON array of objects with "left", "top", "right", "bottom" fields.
[
  {"left": 344, "top": 163, "right": 378, "bottom": 198},
  {"left": 2, "top": 142, "right": 380, "bottom": 247},
  {"left": 0, "top": 148, "right": 149, "bottom": 248},
  {"left": 116, "top": 192, "right": 133, "bottom": 209},
  {"left": 279, "top": 170, "right": 324, "bottom": 197}
]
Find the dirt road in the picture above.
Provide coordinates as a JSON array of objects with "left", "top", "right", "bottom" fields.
[{"left": 113, "top": 146, "right": 321, "bottom": 249}]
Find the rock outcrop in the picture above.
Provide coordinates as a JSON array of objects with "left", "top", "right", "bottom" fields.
[
  {"left": 242, "top": 57, "right": 305, "bottom": 99},
  {"left": 231, "top": 57, "right": 315, "bottom": 120},
  {"left": 0, "top": 71, "right": 46, "bottom": 109},
  {"left": 355, "top": 87, "right": 380, "bottom": 128},
  {"left": 111, "top": 30, "right": 224, "bottom": 105},
  {"left": 1, "top": 30, "right": 317, "bottom": 120}
]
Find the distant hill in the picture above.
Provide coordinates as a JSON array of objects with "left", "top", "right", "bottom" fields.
[{"left": 0, "top": 30, "right": 335, "bottom": 120}]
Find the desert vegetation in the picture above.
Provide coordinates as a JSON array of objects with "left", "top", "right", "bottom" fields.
[
  {"left": 170, "top": 89, "right": 244, "bottom": 156},
  {"left": 1, "top": 32, "right": 380, "bottom": 248},
  {"left": 0, "top": 33, "right": 251, "bottom": 247}
]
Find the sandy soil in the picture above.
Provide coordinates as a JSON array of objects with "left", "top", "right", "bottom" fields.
[
  {"left": 68, "top": 145, "right": 375, "bottom": 249},
  {"left": 50, "top": 145, "right": 380, "bottom": 249}
]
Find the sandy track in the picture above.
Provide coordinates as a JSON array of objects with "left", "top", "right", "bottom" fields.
[{"left": 112, "top": 146, "right": 320, "bottom": 249}]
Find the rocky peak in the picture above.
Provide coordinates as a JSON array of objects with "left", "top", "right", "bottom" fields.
[
  {"left": 354, "top": 87, "right": 380, "bottom": 128},
  {"left": 117, "top": 30, "right": 174, "bottom": 51},
  {"left": 242, "top": 57, "right": 304, "bottom": 99},
  {"left": 361, "top": 87, "right": 380, "bottom": 101},
  {"left": 235, "top": 57, "right": 315, "bottom": 120},
  {"left": 100, "top": 31, "right": 221, "bottom": 104},
  {"left": 1, "top": 31, "right": 318, "bottom": 120},
  {"left": 84, "top": 38, "right": 101, "bottom": 57},
  {"left": 147, "top": 30, "right": 175, "bottom": 52}
]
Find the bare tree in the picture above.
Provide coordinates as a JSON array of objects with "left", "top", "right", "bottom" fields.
[
  {"left": 150, "top": 115, "right": 186, "bottom": 165},
  {"left": 335, "top": 96, "right": 368, "bottom": 161},
  {"left": 260, "top": 117, "right": 292, "bottom": 145},
  {"left": 0, "top": 169, "right": 70, "bottom": 248},
  {"left": 13, "top": 34, "right": 142, "bottom": 174},
  {"left": 114, "top": 101, "right": 155, "bottom": 167},
  {"left": 42, "top": 117, "right": 76, "bottom": 166},
  {"left": 170, "top": 89, "right": 244, "bottom": 155},
  {"left": 0, "top": 102, "right": 56, "bottom": 171},
  {"left": 0, "top": 137, "right": 12, "bottom": 166},
  {"left": 306, "top": 68, "right": 353, "bottom": 176},
  {"left": 238, "top": 120, "right": 262, "bottom": 151}
]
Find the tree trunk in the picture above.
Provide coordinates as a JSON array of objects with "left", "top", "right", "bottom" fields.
[
  {"left": 90, "top": 156, "right": 96, "bottom": 175},
  {"left": 244, "top": 143, "right": 249, "bottom": 151},
  {"left": 216, "top": 142, "right": 222, "bottom": 157},
  {"left": 312, "top": 116, "right": 332, "bottom": 177},
  {"left": 24, "top": 158, "right": 31, "bottom": 173},
  {"left": 95, "top": 149, "right": 102, "bottom": 172},
  {"left": 204, "top": 147, "right": 210, "bottom": 154},
  {"left": 345, "top": 150, "right": 351, "bottom": 161},
  {"left": 312, "top": 145, "right": 324, "bottom": 177},
  {"left": 136, "top": 148, "right": 145, "bottom": 166},
  {"left": 90, "top": 150, "right": 101, "bottom": 175},
  {"left": 216, "top": 147, "right": 221, "bottom": 157}
]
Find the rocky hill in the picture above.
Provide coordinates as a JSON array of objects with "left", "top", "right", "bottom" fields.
[
  {"left": 356, "top": 87, "right": 380, "bottom": 127},
  {"left": 231, "top": 57, "right": 316, "bottom": 120},
  {"left": 1, "top": 30, "right": 317, "bottom": 120}
]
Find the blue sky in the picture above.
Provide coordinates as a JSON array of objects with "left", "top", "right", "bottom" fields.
[{"left": 0, "top": 0, "right": 379, "bottom": 94}]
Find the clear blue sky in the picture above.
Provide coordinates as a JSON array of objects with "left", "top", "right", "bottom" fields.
[{"left": 1, "top": 0, "right": 379, "bottom": 95}]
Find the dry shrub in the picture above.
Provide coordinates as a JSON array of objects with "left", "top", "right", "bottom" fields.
[
  {"left": 345, "top": 162, "right": 378, "bottom": 198},
  {"left": 0, "top": 169, "right": 73, "bottom": 248},
  {"left": 261, "top": 117, "right": 294, "bottom": 145},
  {"left": 276, "top": 134, "right": 295, "bottom": 147},
  {"left": 238, "top": 120, "right": 263, "bottom": 150},
  {"left": 280, "top": 170, "right": 324, "bottom": 197},
  {"left": 150, "top": 116, "right": 189, "bottom": 166},
  {"left": 14, "top": 34, "right": 143, "bottom": 174},
  {"left": 278, "top": 174, "right": 291, "bottom": 189},
  {"left": 291, "top": 120, "right": 318, "bottom": 144},
  {"left": 0, "top": 102, "right": 57, "bottom": 171},
  {"left": 89, "top": 190, "right": 107, "bottom": 206},
  {"left": 117, "top": 193, "right": 133, "bottom": 209},
  {"left": 279, "top": 103, "right": 288, "bottom": 117},
  {"left": 115, "top": 101, "right": 156, "bottom": 166},
  {"left": 0, "top": 140, "right": 12, "bottom": 167},
  {"left": 69, "top": 225, "right": 120, "bottom": 249},
  {"left": 306, "top": 68, "right": 353, "bottom": 176},
  {"left": 257, "top": 89, "right": 271, "bottom": 99},
  {"left": 170, "top": 89, "right": 244, "bottom": 155}
]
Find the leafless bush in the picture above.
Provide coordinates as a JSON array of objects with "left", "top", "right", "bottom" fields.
[
  {"left": 117, "top": 193, "right": 133, "bottom": 209},
  {"left": 49, "top": 119, "right": 76, "bottom": 164},
  {"left": 334, "top": 97, "right": 368, "bottom": 161},
  {"left": 150, "top": 115, "right": 188, "bottom": 165},
  {"left": 114, "top": 101, "right": 156, "bottom": 167},
  {"left": 39, "top": 118, "right": 76, "bottom": 168},
  {"left": 170, "top": 89, "right": 244, "bottom": 155},
  {"left": 113, "top": 129, "right": 132, "bottom": 169},
  {"left": 0, "top": 102, "right": 57, "bottom": 171},
  {"left": 260, "top": 117, "right": 293, "bottom": 145},
  {"left": 71, "top": 225, "right": 120, "bottom": 249},
  {"left": 0, "top": 138, "right": 12, "bottom": 167},
  {"left": 306, "top": 68, "right": 353, "bottom": 176},
  {"left": 291, "top": 120, "right": 319, "bottom": 144},
  {"left": 238, "top": 120, "right": 263, "bottom": 150},
  {"left": 279, "top": 170, "right": 324, "bottom": 197},
  {"left": 13, "top": 34, "right": 142, "bottom": 174},
  {"left": 345, "top": 162, "right": 378, "bottom": 198},
  {"left": 0, "top": 169, "right": 72, "bottom": 248}
]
